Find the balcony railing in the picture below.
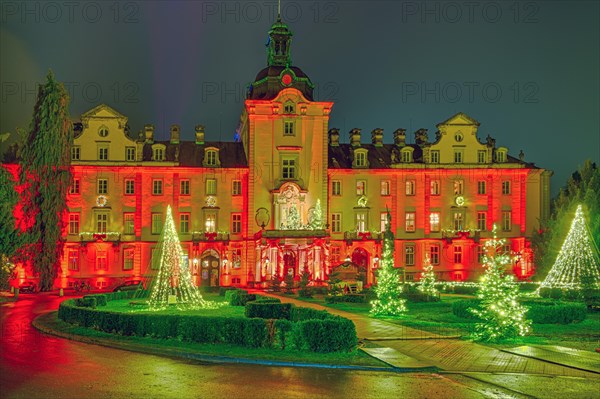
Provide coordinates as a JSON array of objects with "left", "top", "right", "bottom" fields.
[
  {"left": 79, "top": 232, "right": 121, "bottom": 246},
  {"left": 192, "top": 231, "right": 230, "bottom": 243},
  {"left": 343, "top": 231, "right": 382, "bottom": 242}
]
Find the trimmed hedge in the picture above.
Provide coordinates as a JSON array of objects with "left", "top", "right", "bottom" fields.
[
  {"left": 245, "top": 302, "right": 292, "bottom": 319},
  {"left": 452, "top": 298, "right": 589, "bottom": 324},
  {"left": 58, "top": 294, "right": 359, "bottom": 353},
  {"left": 228, "top": 290, "right": 256, "bottom": 306},
  {"left": 219, "top": 287, "right": 239, "bottom": 296},
  {"left": 527, "top": 302, "right": 588, "bottom": 324},
  {"left": 253, "top": 295, "right": 281, "bottom": 304}
]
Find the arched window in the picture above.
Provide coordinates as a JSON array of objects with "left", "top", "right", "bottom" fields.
[
  {"left": 98, "top": 126, "right": 109, "bottom": 137},
  {"left": 353, "top": 149, "right": 369, "bottom": 168},
  {"left": 204, "top": 148, "right": 220, "bottom": 167},
  {"left": 152, "top": 144, "right": 166, "bottom": 161},
  {"left": 401, "top": 148, "right": 414, "bottom": 163}
]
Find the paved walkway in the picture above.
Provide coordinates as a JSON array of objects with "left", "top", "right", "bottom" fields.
[{"left": 257, "top": 292, "right": 600, "bottom": 378}]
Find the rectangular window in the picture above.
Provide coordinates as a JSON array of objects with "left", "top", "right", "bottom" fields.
[
  {"left": 97, "top": 179, "right": 108, "bottom": 194},
  {"left": 180, "top": 179, "right": 190, "bottom": 195},
  {"left": 453, "top": 212, "right": 464, "bottom": 230},
  {"left": 151, "top": 247, "right": 161, "bottom": 270},
  {"left": 284, "top": 121, "right": 294, "bottom": 136},
  {"left": 152, "top": 179, "right": 163, "bottom": 195},
  {"left": 232, "top": 180, "right": 242, "bottom": 196},
  {"left": 405, "top": 180, "right": 415, "bottom": 196},
  {"left": 126, "top": 147, "right": 136, "bottom": 161},
  {"left": 151, "top": 213, "right": 163, "bottom": 235},
  {"left": 454, "top": 150, "right": 463, "bottom": 163},
  {"left": 502, "top": 243, "right": 511, "bottom": 254},
  {"left": 478, "top": 150, "right": 486, "bottom": 163},
  {"left": 123, "top": 247, "right": 134, "bottom": 270},
  {"left": 98, "top": 146, "right": 109, "bottom": 161},
  {"left": 124, "top": 213, "right": 135, "bottom": 235},
  {"left": 429, "top": 212, "right": 440, "bottom": 232},
  {"left": 430, "top": 180, "right": 440, "bottom": 195},
  {"left": 405, "top": 245, "right": 415, "bottom": 266},
  {"left": 70, "top": 178, "right": 80, "bottom": 195},
  {"left": 205, "top": 213, "right": 216, "bottom": 233},
  {"left": 71, "top": 146, "right": 80, "bottom": 160},
  {"left": 96, "top": 249, "right": 108, "bottom": 270},
  {"left": 401, "top": 151, "right": 412, "bottom": 163},
  {"left": 477, "top": 245, "right": 485, "bottom": 263},
  {"left": 477, "top": 180, "right": 486, "bottom": 195},
  {"left": 430, "top": 245, "right": 440, "bottom": 265},
  {"left": 430, "top": 150, "right": 440, "bottom": 164},
  {"left": 453, "top": 180, "right": 464, "bottom": 195},
  {"left": 331, "top": 246, "right": 341, "bottom": 264},
  {"left": 206, "top": 178, "right": 217, "bottom": 195},
  {"left": 356, "top": 152, "right": 367, "bottom": 167},
  {"left": 502, "top": 180, "right": 511, "bottom": 195},
  {"left": 502, "top": 210, "right": 512, "bottom": 231},
  {"left": 232, "top": 249, "right": 242, "bottom": 269},
  {"left": 282, "top": 159, "right": 296, "bottom": 179},
  {"left": 68, "top": 214, "right": 80, "bottom": 235},
  {"left": 477, "top": 212, "right": 487, "bottom": 231},
  {"left": 125, "top": 179, "right": 135, "bottom": 195},
  {"left": 180, "top": 213, "right": 190, "bottom": 234},
  {"left": 68, "top": 249, "right": 79, "bottom": 271},
  {"left": 356, "top": 180, "right": 366, "bottom": 196},
  {"left": 380, "top": 212, "right": 387, "bottom": 232},
  {"left": 356, "top": 213, "right": 367, "bottom": 232},
  {"left": 332, "top": 180, "right": 341, "bottom": 196},
  {"left": 380, "top": 180, "right": 390, "bottom": 196},
  {"left": 206, "top": 150, "right": 217, "bottom": 166},
  {"left": 405, "top": 212, "right": 416, "bottom": 232},
  {"left": 454, "top": 246, "right": 463, "bottom": 264},
  {"left": 96, "top": 213, "right": 108, "bottom": 233},
  {"left": 231, "top": 213, "right": 242, "bottom": 234},
  {"left": 331, "top": 213, "right": 341, "bottom": 233}
]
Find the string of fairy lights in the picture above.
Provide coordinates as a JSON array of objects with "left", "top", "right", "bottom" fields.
[
  {"left": 148, "top": 205, "right": 217, "bottom": 311},
  {"left": 541, "top": 204, "right": 600, "bottom": 290}
]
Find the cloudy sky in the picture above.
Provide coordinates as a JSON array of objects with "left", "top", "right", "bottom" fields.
[{"left": 1, "top": 1, "right": 598, "bottom": 194}]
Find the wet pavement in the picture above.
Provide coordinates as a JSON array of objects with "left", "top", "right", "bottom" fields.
[{"left": 1, "top": 293, "right": 599, "bottom": 399}]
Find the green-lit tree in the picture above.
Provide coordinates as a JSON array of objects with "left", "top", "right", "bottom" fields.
[
  {"left": 148, "top": 205, "right": 213, "bottom": 310},
  {"left": 370, "top": 211, "right": 407, "bottom": 317},
  {"left": 541, "top": 205, "right": 600, "bottom": 289},
  {"left": 418, "top": 254, "right": 439, "bottom": 300},
  {"left": 471, "top": 226, "right": 531, "bottom": 342},
  {"left": 309, "top": 199, "right": 323, "bottom": 230},
  {"left": 298, "top": 265, "right": 312, "bottom": 298},
  {"left": 533, "top": 161, "right": 600, "bottom": 278},
  {"left": 0, "top": 167, "right": 21, "bottom": 290},
  {"left": 19, "top": 71, "right": 72, "bottom": 291}
]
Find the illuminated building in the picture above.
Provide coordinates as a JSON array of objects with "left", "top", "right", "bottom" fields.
[{"left": 7, "top": 16, "right": 551, "bottom": 289}]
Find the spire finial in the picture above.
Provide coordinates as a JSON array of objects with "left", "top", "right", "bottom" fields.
[{"left": 277, "top": 0, "right": 281, "bottom": 21}]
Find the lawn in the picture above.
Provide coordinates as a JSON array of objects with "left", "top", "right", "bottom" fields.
[{"left": 295, "top": 293, "right": 600, "bottom": 352}]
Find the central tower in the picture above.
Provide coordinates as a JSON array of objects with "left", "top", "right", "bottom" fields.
[{"left": 239, "top": 15, "right": 333, "bottom": 284}]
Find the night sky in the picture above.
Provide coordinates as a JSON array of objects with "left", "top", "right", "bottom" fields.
[{"left": 1, "top": 1, "right": 598, "bottom": 195}]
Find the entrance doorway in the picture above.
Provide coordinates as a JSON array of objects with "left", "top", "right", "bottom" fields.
[
  {"left": 200, "top": 249, "right": 220, "bottom": 287},
  {"left": 283, "top": 251, "right": 296, "bottom": 279}
]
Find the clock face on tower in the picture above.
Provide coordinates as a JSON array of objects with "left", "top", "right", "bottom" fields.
[
  {"left": 455, "top": 195, "right": 465, "bottom": 206},
  {"left": 281, "top": 73, "right": 292, "bottom": 86}
]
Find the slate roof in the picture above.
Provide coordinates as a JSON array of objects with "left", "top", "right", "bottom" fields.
[
  {"left": 142, "top": 141, "right": 247, "bottom": 168},
  {"left": 328, "top": 144, "right": 423, "bottom": 169}
]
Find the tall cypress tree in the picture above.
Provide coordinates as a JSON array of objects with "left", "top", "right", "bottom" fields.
[
  {"left": 20, "top": 71, "right": 72, "bottom": 291},
  {"left": 0, "top": 167, "right": 21, "bottom": 290}
]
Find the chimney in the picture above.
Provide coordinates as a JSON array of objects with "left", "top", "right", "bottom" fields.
[
  {"left": 371, "top": 128, "right": 384, "bottom": 147},
  {"left": 144, "top": 124, "right": 154, "bottom": 143},
  {"left": 349, "top": 128, "right": 361, "bottom": 147},
  {"left": 328, "top": 128, "right": 340, "bottom": 146},
  {"left": 170, "top": 124, "right": 180, "bottom": 144},
  {"left": 195, "top": 124, "right": 205, "bottom": 145},
  {"left": 393, "top": 128, "right": 406, "bottom": 147},
  {"left": 415, "top": 128, "right": 428, "bottom": 146}
]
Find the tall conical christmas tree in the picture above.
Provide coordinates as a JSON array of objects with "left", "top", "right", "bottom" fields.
[
  {"left": 471, "top": 226, "right": 531, "bottom": 342},
  {"left": 418, "top": 254, "right": 439, "bottom": 299},
  {"left": 370, "top": 211, "right": 407, "bottom": 317},
  {"left": 309, "top": 199, "right": 323, "bottom": 230},
  {"left": 541, "top": 204, "right": 600, "bottom": 289},
  {"left": 284, "top": 205, "right": 302, "bottom": 229},
  {"left": 148, "top": 206, "right": 213, "bottom": 310}
]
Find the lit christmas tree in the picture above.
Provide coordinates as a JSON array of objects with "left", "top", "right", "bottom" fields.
[
  {"left": 148, "top": 205, "right": 213, "bottom": 310},
  {"left": 541, "top": 204, "right": 600, "bottom": 289},
  {"left": 370, "top": 211, "right": 407, "bottom": 317},
  {"left": 471, "top": 226, "right": 531, "bottom": 342},
  {"left": 309, "top": 199, "right": 323, "bottom": 230},
  {"left": 283, "top": 205, "right": 302, "bottom": 230},
  {"left": 418, "top": 254, "right": 439, "bottom": 299}
]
